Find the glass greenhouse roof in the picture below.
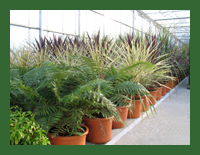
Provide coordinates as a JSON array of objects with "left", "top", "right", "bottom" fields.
[{"left": 139, "top": 10, "right": 190, "bottom": 44}]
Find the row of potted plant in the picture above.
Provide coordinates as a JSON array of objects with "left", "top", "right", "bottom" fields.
[{"left": 10, "top": 29, "right": 189, "bottom": 145}]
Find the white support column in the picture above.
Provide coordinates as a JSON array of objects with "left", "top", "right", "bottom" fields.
[
  {"left": 132, "top": 10, "right": 135, "bottom": 36},
  {"left": 149, "top": 20, "right": 152, "bottom": 34},
  {"left": 103, "top": 10, "right": 105, "bottom": 37},
  {"left": 85, "top": 10, "right": 87, "bottom": 36},
  {"left": 28, "top": 10, "right": 31, "bottom": 46},
  {"left": 47, "top": 10, "right": 48, "bottom": 38},
  {"left": 62, "top": 10, "right": 64, "bottom": 40},
  {"left": 120, "top": 10, "right": 122, "bottom": 35},
  {"left": 141, "top": 17, "right": 143, "bottom": 37},
  {"left": 39, "top": 10, "right": 43, "bottom": 48},
  {"left": 78, "top": 10, "right": 80, "bottom": 37}
]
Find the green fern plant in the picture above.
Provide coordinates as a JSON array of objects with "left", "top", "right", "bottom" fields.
[{"left": 10, "top": 56, "right": 121, "bottom": 138}]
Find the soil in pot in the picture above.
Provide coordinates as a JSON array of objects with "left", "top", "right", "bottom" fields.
[
  {"left": 47, "top": 125, "right": 89, "bottom": 145},
  {"left": 127, "top": 98, "right": 142, "bottom": 118},
  {"left": 83, "top": 116, "right": 113, "bottom": 144},
  {"left": 112, "top": 106, "right": 128, "bottom": 129}
]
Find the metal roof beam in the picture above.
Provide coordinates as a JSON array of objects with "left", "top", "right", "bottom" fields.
[
  {"left": 171, "top": 10, "right": 190, "bottom": 12},
  {"left": 154, "top": 17, "right": 190, "bottom": 21},
  {"left": 166, "top": 26, "right": 190, "bottom": 28},
  {"left": 161, "top": 22, "right": 190, "bottom": 25},
  {"left": 175, "top": 32, "right": 190, "bottom": 33}
]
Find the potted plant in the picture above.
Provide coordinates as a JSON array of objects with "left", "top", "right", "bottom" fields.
[
  {"left": 10, "top": 106, "right": 50, "bottom": 145},
  {"left": 10, "top": 55, "right": 105, "bottom": 145},
  {"left": 82, "top": 79, "right": 122, "bottom": 144},
  {"left": 104, "top": 64, "right": 152, "bottom": 127},
  {"left": 11, "top": 55, "right": 123, "bottom": 145}
]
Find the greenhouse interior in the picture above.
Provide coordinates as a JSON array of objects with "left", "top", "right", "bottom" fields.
[{"left": 10, "top": 10, "right": 190, "bottom": 145}]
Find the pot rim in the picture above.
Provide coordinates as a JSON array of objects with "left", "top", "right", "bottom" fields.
[
  {"left": 84, "top": 116, "right": 114, "bottom": 121},
  {"left": 148, "top": 89, "right": 158, "bottom": 92},
  {"left": 48, "top": 124, "right": 89, "bottom": 140},
  {"left": 116, "top": 104, "right": 131, "bottom": 108}
]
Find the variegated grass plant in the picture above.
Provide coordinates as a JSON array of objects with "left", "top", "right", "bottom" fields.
[{"left": 10, "top": 46, "right": 49, "bottom": 76}]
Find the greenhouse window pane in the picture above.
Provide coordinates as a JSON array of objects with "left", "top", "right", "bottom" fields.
[
  {"left": 42, "top": 10, "right": 48, "bottom": 29},
  {"left": 143, "top": 19, "right": 149, "bottom": 33},
  {"left": 104, "top": 10, "right": 121, "bottom": 22},
  {"left": 135, "top": 15, "right": 142, "bottom": 31},
  {"left": 10, "top": 25, "right": 29, "bottom": 49},
  {"left": 87, "top": 11, "right": 96, "bottom": 36},
  {"left": 93, "top": 10, "right": 104, "bottom": 15},
  {"left": 47, "top": 10, "right": 63, "bottom": 32},
  {"left": 120, "top": 10, "right": 132, "bottom": 26},
  {"left": 109, "top": 20, "right": 120, "bottom": 38},
  {"left": 29, "top": 10, "right": 39, "bottom": 27},
  {"left": 95, "top": 13, "right": 104, "bottom": 37},
  {"left": 121, "top": 24, "right": 129, "bottom": 35},
  {"left": 30, "top": 29, "right": 39, "bottom": 43},
  {"left": 10, "top": 10, "right": 28, "bottom": 26},
  {"left": 104, "top": 17, "right": 111, "bottom": 36},
  {"left": 63, "top": 10, "right": 77, "bottom": 35},
  {"left": 126, "top": 10, "right": 133, "bottom": 27},
  {"left": 80, "top": 10, "right": 87, "bottom": 36}
]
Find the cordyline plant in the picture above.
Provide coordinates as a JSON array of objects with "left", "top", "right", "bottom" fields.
[
  {"left": 30, "top": 34, "right": 87, "bottom": 64},
  {"left": 31, "top": 35, "right": 69, "bottom": 55},
  {"left": 10, "top": 55, "right": 122, "bottom": 138}
]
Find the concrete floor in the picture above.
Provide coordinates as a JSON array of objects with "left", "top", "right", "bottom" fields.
[{"left": 86, "top": 77, "right": 190, "bottom": 145}]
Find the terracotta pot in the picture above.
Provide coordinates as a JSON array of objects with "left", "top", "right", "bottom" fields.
[
  {"left": 166, "top": 81, "right": 170, "bottom": 92},
  {"left": 156, "top": 87, "right": 163, "bottom": 100},
  {"left": 47, "top": 125, "right": 89, "bottom": 145},
  {"left": 161, "top": 84, "right": 167, "bottom": 96},
  {"left": 127, "top": 98, "right": 142, "bottom": 118},
  {"left": 149, "top": 90, "right": 158, "bottom": 105},
  {"left": 175, "top": 77, "right": 178, "bottom": 86},
  {"left": 172, "top": 77, "right": 177, "bottom": 88},
  {"left": 135, "top": 95, "right": 149, "bottom": 112},
  {"left": 83, "top": 116, "right": 113, "bottom": 144},
  {"left": 169, "top": 80, "right": 173, "bottom": 89},
  {"left": 112, "top": 106, "right": 128, "bottom": 129}
]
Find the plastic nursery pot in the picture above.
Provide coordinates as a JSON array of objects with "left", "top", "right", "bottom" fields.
[
  {"left": 83, "top": 116, "right": 113, "bottom": 144},
  {"left": 127, "top": 98, "right": 142, "bottom": 118},
  {"left": 112, "top": 106, "right": 129, "bottom": 129},
  {"left": 148, "top": 90, "right": 158, "bottom": 105},
  {"left": 135, "top": 95, "right": 149, "bottom": 112},
  {"left": 47, "top": 125, "right": 89, "bottom": 145},
  {"left": 156, "top": 86, "right": 163, "bottom": 100},
  {"left": 161, "top": 84, "right": 167, "bottom": 96}
]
